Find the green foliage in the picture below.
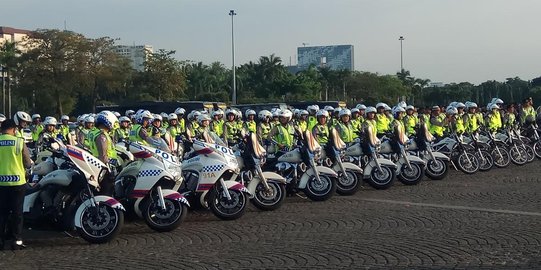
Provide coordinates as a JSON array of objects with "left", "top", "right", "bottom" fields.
[{"left": 2, "top": 28, "right": 541, "bottom": 117}]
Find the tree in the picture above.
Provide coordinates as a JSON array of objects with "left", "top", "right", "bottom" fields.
[
  {"left": 81, "top": 37, "right": 133, "bottom": 112},
  {"left": 18, "top": 29, "right": 89, "bottom": 115},
  {"left": 143, "top": 49, "right": 187, "bottom": 101},
  {"left": 0, "top": 41, "right": 21, "bottom": 115}
]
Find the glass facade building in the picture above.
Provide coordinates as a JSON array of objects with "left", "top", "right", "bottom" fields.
[{"left": 297, "top": 45, "right": 354, "bottom": 71}]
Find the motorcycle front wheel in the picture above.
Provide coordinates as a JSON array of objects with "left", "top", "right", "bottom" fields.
[
  {"left": 251, "top": 181, "right": 286, "bottom": 211},
  {"left": 425, "top": 158, "right": 448, "bottom": 180},
  {"left": 366, "top": 166, "right": 396, "bottom": 190},
  {"left": 456, "top": 152, "right": 479, "bottom": 174},
  {"left": 142, "top": 197, "right": 187, "bottom": 232},
  {"left": 336, "top": 170, "right": 362, "bottom": 196},
  {"left": 76, "top": 203, "right": 124, "bottom": 244},
  {"left": 398, "top": 162, "right": 424, "bottom": 185},
  {"left": 304, "top": 174, "right": 337, "bottom": 201},
  {"left": 208, "top": 186, "right": 248, "bottom": 220}
]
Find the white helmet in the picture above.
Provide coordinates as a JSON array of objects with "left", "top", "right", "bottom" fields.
[
  {"left": 0, "top": 114, "right": 5, "bottom": 123},
  {"left": 188, "top": 110, "right": 201, "bottom": 121},
  {"left": 175, "top": 107, "right": 186, "bottom": 115},
  {"left": 316, "top": 109, "right": 329, "bottom": 118},
  {"left": 211, "top": 109, "right": 224, "bottom": 117},
  {"left": 119, "top": 116, "right": 130, "bottom": 122},
  {"left": 113, "top": 111, "right": 121, "bottom": 118},
  {"left": 307, "top": 105, "right": 318, "bottom": 114},
  {"left": 491, "top": 98, "right": 504, "bottom": 105},
  {"left": 467, "top": 102, "right": 478, "bottom": 109},
  {"left": 280, "top": 109, "right": 293, "bottom": 121},
  {"left": 153, "top": 114, "right": 163, "bottom": 122},
  {"left": 85, "top": 115, "right": 95, "bottom": 123},
  {"left": 324, "top": 106, "right": 334, "bottom": 111},
  {"left": 225, "top": 108, "right": 236, "bottom": 117},
  {"left": 197, "top": 113, "right": 211, "bottom": 124},
  {"left": 449, "top": 101, "right": 458, "bottom": 108},
  {"left": 125, "top": 110, "right": 135, "bottom": 117},
  {"left": 366, "top": 106, "right": 377, "bottom": 114},
  {"left": 14, "top": 111, "right": 32, "bottom": 125},
  {"left": 333, "top": 107, "right": 341, "bottom": 114},
  {"left": 43, "top": 117, "right": 57, "bottom": 126},
  {"left": 376, "top": 103, "right": 387, "bottom": 109},
  {"left": 456, "top": 102, "right": 466, "bottom": 109},
  {"left": 397, "top": 101, "right": 407, "bottom": 109},
  {"left": 245, "top": 109, "right": 256, "bottom": 117},
  {"left": 32, "top": 114, "right": 41, "bottom": 120},
  {"left": 446, "top": 106, "right": 458, "bottom": 115},
  {"left": 160, "top": 112, "right": 169, "bottom": 119},
  {"left": 356, "top": 104, "right": 367, "bottom": 110},
  {"left": 351, "top": 108, "right": 360, "bottom": 114},
  {"left": 392, "top": 106, "right": 406, "bottom": 117},
  {"left": 293, "top": 109, "right": 301, "bottom": 118},
  {"left": 272, "top": 109, "right": 282, "bottom": 118},
  {"left": 235, "top": 109, "right": 242, "bottom": 119},
  {"left": 96, "top": 111, "right": 118, "bottom": 130},
  {"left": 136, "top": 110, "right": 152, "bottom": 124},
  {"left": 168, "top": 113, "right": 178, "bottom": 120},
  {"left": 258, "top": 110, "right": 272, "bottom": 120},
  {"left": 300, "top": 110, "right": 309, "bottom": 116},
  {"left": 384, "top": 104, "right": 392, "bottom": 111},
  {"left": 339, "top": 109, "right": 352, "bottom": 117},
  {"left": 406, "top": 105, "right": 415, "bottom": 111},
  {"left": 61, "top": 115, "right": 69, "bottom": 121},
  {"left": 489, "top": 103, "right": 500, "bottom": 110}
]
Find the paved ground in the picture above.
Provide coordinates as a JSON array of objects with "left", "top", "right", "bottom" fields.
[{"left": 2, "top": 162, "right": 541, "bottom": 269}]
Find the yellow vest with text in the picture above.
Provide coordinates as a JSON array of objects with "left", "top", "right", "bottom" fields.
[{"left": 0, "top": 134, "right": 26, "bottom": 186}]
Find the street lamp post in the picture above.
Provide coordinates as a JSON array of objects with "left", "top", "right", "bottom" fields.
[
  {"left": 399, "top": 36, "right": 404, "bottom": 71},
  {"left": 229, "top": 10, "right": 237, "bottom": 105}
]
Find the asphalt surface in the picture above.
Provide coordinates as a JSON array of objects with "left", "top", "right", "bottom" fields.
[{"left": 2, "top": 162, "right": 541, "bottom": 269}]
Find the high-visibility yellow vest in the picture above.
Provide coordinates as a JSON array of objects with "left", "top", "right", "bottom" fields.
[
  {"left": 465, "top": 113, "right": 479, "bottom": 133},
  {"left": 375, "top": 113, "right": 390, "bottom": 134},
  {"left": 429, "top": 114, "right": 445, "bottom": 137},
  {"left": 312, "top": 124, "right": 329, "bottom": 144},
  {"left": 89, "top": 129, "right": 117, "bottom": 160},
  {"left": 244, "top": 120, "right": 257, "bottom": 133},
  {"left": 275, "top": 124, "right": 294, "bottom": 148},
  {"left": 258, "top": 122, "right": 272, "bottom": 140},
  {"left": 296, "top": 120, "right": 307, "bottom": 132},
  {"left": 403, "top": 115, "right": 417, "bottom": 135},
  {"left": 129, "top": 124, "right": 147, "bottom": 145},
  {"left": 307, "top": 116, "right": 317, "bottom": 132},
  {"left": 211, "top": 119, "right": 224, "bottom": 137},
  {"left": 337, "top": 122, "right": 354, "bottom": 143},
  {"left": 0, "top": 134, "right": 26, "bottom": 186}
]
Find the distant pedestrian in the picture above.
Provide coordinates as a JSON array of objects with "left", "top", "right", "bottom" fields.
[{"left": 0, "top": 119, "right": 33, "bottom": 250}]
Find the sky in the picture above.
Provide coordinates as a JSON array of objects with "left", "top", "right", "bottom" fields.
[{"left": 3, "top": 0, "right": 541, "bottom": 84}]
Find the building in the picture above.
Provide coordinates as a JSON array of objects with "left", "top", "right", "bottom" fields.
[
  {"left": 0, "top": 26, "right": 31, "bottom": 44},
  {"left": 114, "top": 44, "right": 153, "bottom": 71},
  {"left": 297, "top": 45, "right": 354, "bottom": 71}
]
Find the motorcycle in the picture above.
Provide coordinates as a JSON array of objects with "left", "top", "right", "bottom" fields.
[
  {"left": 479, "top": 128, "right": 511, "bottom": 168},
  {"left": 264, "top": 130, "right": 338, "bottom": 201},
  {"left": 464, "top": 132, "right": 494, "bottom": 171},
  {"left": 114, "top": 140, "right": 189, "bottom": 232},
  {"left": 235, "top": 131, "right": 287, "bottom": 211},
  {"left": 25, "top": 139, "right": 125, "bottom": 244},
  {"left": 180, "top": 131, "right": 251, "bottom": 220},
  {"left": 405, "top": 122, "right": 450, "bottom": 180},
  {"left": 319, "top": 128, "right": 363, "bottom": 195},
  {"left": 344, "top": 130, "right": 398, "bottom": 190},
  {"left": 432, "top": 133, "right": 480, "bottom": 174},
  {"left": 379, "top": 137, "right": 426, "bottom": 186}
]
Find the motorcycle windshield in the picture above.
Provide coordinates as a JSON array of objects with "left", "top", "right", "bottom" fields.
[
  {"left": 330, "top": 128, "right": 346, "bottom": 150},
  {"left": 201, "top": 131, "right": 226, "bottom": 146},
  {"left": 419, "top": 122, "right": 435, "bottom": 142},
  {"left": 249, "top": 132, "right": 267, "bottom": 159},
  {"left": 304, "top": 130, "right": 321, "bottom": 153},
  {"left": 64, "top": 144, "right": 106, "bottom": 188}
]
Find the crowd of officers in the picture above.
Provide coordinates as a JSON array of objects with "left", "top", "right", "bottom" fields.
[{"left": 0, "top": 97, "right": 536, "bottom": 250}]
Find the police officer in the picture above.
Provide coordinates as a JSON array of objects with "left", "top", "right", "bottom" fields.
[
  {"left": 0, "top": 119, "right": 33, "bottom": 250},
  {"left": 429, "top": 106, "right": 447, "bottom": 140},
  {"left": 267, "top": 109, "right": 296, "bottom": 152},
  {"left": 210, "top": 110, "right": 224, "bottom": 137},
  {"left": 129, "top": 110, "right": 153, "bottom": 145},
  {"left": 88, "top": 112, "right": 118, "bottom": 195},
  {"left": 335, "top": 109, "right": 355, "bottom": 144},
  {"left": 256, "top": 110, "right": 272, "bottom": 143},
  {"left": 13, "top": 111, "right": 32, "bottom": 139},
  {"left": 375, "top": 103, "right": 390, "bottom": 137},
  {"left": 244, "top": 110, "right": 257, "bottom": 134},
  {"left": 312, "top": 110, "right": 330, "bottom": 145}
]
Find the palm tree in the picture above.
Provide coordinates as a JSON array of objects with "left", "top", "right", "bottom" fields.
[{"left": 0, "top": 41, "right": 21, "bottom": 115}]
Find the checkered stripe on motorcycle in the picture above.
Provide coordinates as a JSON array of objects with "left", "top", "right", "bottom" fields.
[
  {"left": 202, "top": 165, "right": 225, "bottom": 172},
  {"left": 137, "top": 170, "right": 162, "bottom": 177},
  {"left": 0, "top": 175, "right": 20, "bottom": 182},
  {"left": 86, "top": 156, "right": 102, "bottom": 167}
]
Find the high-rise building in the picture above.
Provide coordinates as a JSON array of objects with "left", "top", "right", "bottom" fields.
[
  {"left": 114, "top": 45, "right": 153, "bottom": 71},
  {"left": 297, "top": 45, "right": 354, "bottom": 71}
]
